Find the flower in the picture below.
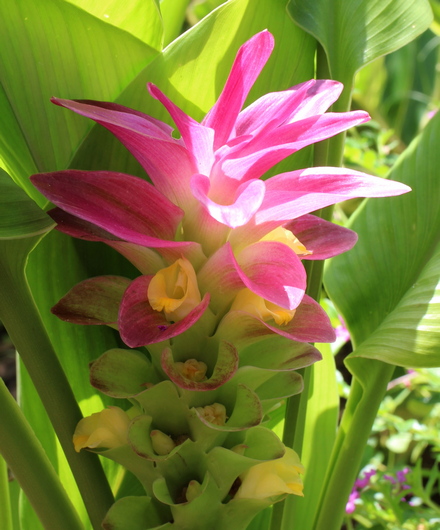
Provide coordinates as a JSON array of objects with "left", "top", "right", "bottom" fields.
[
  {"left": 235, "top": 446, "right": 304, "bottom": 499},
  {"left": 345, "top": 489, "right": 360, "bottom": 514},
  {"left": 31, "top": 30, "right": 410, "bottom": 348},
  {"left": 175, "top": 359, "right": 208, "bottom": 382},
  {"left": 147, "top": 258, "right": 202, "bottom": 322},
  {"left": 195, "top": 403, "right": 227, "bottom": 426},
  {"left": 73, "top": 406, "right": 131, "bottom": 452},
  {"left": 346, "top": 468, "right": 376, "bottom": 514}
]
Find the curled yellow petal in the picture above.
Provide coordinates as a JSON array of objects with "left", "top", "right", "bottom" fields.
[
  {"left": 230, "top": 288, "right": 296, "bottom": 326},
  {"left": 235, "top": 447, "right": 305, "bottom": 500},
  {"left": 261, "top": 227, "right": 312, "bottom": 256},
  {"left": 73, "top": 406, "right": 130, "bottom": 453},
  {"left": 147, "top": 258, "right": 202, "bottom": 322}
]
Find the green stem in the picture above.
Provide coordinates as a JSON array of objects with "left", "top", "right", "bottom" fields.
[
  {"left": 0, "top": 377, "right": 83, "bottom": 530},
  {"left": 0, "top": 453, "right": 13, "bottom": 530},
  {"left": 314, "top": 361, "right": 395, "bottom": 530},
  {"left": 0, "top": 238, "right": 114, "bottom": 530}
]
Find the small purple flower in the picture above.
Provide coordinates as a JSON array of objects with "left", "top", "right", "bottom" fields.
[
  {"left": 396, "top": 468, "right": 410, "bottom": 483},
  {"left": 384, "top": 468, "right": 412, "bottom": 501},
  {"left": 335, "top": 316, "right": 350, "bottom": 343},
  {"left": 355, "top": 468, "right": 376, "bottom": 489},
  {"left": 346, "top": 490, "right": 360, "bottom": 514},
  {"left": 346, "top": 469, "right": 376, "bottom": 514}
]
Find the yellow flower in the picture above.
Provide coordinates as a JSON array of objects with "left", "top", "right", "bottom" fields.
[
  {"left": 175, "top": 358, "right": 208, "bottom": 382},
  {"left": 73, "top": 406, "right": 130, "bottom": 452},
  {"left": 230, "top": 288, "right": 296, "bottom": 326},
  {"left": 235, "top": 447, "right": 305, "bottom": 499},
  {"left": 195, "top": 403, "right": 227, "bottom": 426},
  {"left": 147, "top": 258, "right": 202, "bottom": 322}
]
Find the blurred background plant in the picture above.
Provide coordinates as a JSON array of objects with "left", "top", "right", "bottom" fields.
[{"left": 315, "top": 12, "right": 440, "bottom": 526}]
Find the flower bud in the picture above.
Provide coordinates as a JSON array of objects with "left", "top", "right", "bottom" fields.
[
  {"left": 147, "top": 258, "right": 201, "bottom": 322},
  {"left": 235, "top": 447, "right": 305, "bottom": 499},
  {"left": 73, "top": 406, "right": 130, "bottom": 452},
  {"left": 150, "top": 429, "right": 177, "bottom": 456},
  {"left": 230, "top": 288, "right": 296, "bottom": 326},
  {"left": 195, "top": 403, "right": 227, "bottom": 426},
  {"left": 175, "top": 359, "right": 208, "bottom": 382},
  {"left": 185, "top": 480, "right": 203, "bottom": 502}
]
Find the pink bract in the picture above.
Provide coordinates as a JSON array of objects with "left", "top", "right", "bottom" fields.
[{"left": 31, "top": 30, "right": 410, "bottom": 346}]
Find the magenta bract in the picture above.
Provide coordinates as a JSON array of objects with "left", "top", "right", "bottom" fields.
[{"left": 31, "top": 30, "right": 410, "bottom": 346}]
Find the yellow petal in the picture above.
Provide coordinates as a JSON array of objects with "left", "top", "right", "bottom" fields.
[
  {"left": 235, "top": 447, "right": 304, "bottom": 500},
  {"left": 261, "top": 227, "right": 312, "bottom": 256},
  {"left": 147, "top": 258, "right": 202, "bottom": 321},
  {"left": 230, "top": 288, "right": 296, "bottom": 325},
  {"left": 73, "top": 407, "right": 130, "bottom": 452}
]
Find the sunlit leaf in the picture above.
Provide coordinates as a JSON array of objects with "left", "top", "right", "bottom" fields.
[
  {"left": 71, "top": 0, "right": 316, "bottom": 177},
  {"left": 288, "top": 0, "right": 433, "bottom": 86},
  {"left": 64, "top": 0, "right": 163, "bottom": 49},
  {"left": 282, "top": 344, "right": 339, "bottom": 529},
  {"left": 160, "top": 0, "right": 191, "bottom": 45},
  {"left": 0, "top": 0, "right": 158, "bottom": 206},
  {"left": 325, "top": 112, "right": 440, "bottom": 369}
]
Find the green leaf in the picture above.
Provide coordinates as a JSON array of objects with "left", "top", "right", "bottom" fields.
[
  {"left": 0, "top": 378, "right": 83, "bottom": 530},
  {"left": 325, "top": 112, "right": 440, "bottom": 369},
  {"left": 281, "top": 344, "right": 339, "bottom": 529},
  {"left": 20, "top": 231, "right": 126, "bottom": 528},
  {"left": 0, "top": 169, "right": 54, "bottom": 240},
  {"left": 0, "top": 455, "right": 13, "bottom": 530},
  {"left": 102, "top": 496, "right": 163, "bottom": 530},
  {"left": 379, "top": 30, "right": 438, "bottom": 145},
  {"left": 71, "top": 0, "right": 316, "bottom": 177},
  {"left": 64, "top": 0, "right": 164, "bottom": 49},
  {"left": 287, "top": 0, "right": 433, "bottom": 85},
  {"left": 0, "top": 0, "right": 158, "bottom": 206},
  {"left": 160, "top": 0, "right": 191, "bottom": 46}
]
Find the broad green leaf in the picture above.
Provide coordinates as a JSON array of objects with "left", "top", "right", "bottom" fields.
[
  {"left": 186, "top": 0, "right": 227, "bottom": 25},
  {"left": 71, "top": 0, "right": 316, "bottom": 177},
  {"left": 0, "top": 169, "right": 54, "bottom": 240},
  {"left": 281, "top": 344, "right": 339, "bottom": 530},
  {"left": 160, "top": 0, "right": 192, "bottom": 46},
  {"left": 325, "top": 111, "right": 440, "bottom": 369},
  {"left": 0, "top": 0, "right": 158, "bottom": 206},
  {"left": 287, "top": 0, "right": 433, "bottom": 87},
  {"left": 429, "top": 0, "right": 440, "bottom": 34},
  {"left": 0, "top": 455, "right": 13, "bottom": 530},
  {"left": 8, "top": 230, "right": 127, "bottom": 529},
  {"left": 0, "top": 232, "right": 120, "bottom": 529},
  {"left": 64, "top": 0, "right": 163, "bottom": 49},
  {"left": 379, "top": 29, "right": 438, "bottom": 145}
]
